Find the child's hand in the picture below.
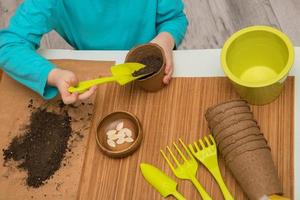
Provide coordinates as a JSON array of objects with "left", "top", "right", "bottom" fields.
[
  {"left": 151, "top": 32, "right": 175, "bottom": 84},
  {"left": 47, "top": 68, "right": 97, "bottom": 104}
]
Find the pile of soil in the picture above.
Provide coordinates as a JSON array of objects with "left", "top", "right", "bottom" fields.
[
  {"left": 3, "top": 108, "right": 72, "bottom": 188},
  {"left": 132, "top": 55, "right": 163, "bottom": 78}
]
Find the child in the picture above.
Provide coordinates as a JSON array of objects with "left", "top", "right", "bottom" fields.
[{"left": 0, "top": 0, "right": 188, "bottom": 104}]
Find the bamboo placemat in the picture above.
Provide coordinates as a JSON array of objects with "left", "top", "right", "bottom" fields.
[{"left": 78, "top": 77, "right": 294, "bottom": 200}]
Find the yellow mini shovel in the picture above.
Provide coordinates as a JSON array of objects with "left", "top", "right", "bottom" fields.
[
  {"left": 140, "top": 163, "right": 186, "bottom": 200},
  {"left": 68, "top": 62, "right": 146, "bottom": 93}
]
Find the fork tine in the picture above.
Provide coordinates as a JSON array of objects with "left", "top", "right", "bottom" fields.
[
  {"left": 209, "top": 134, "right": 216, "bottom": 145},
  {"left": 173, "top": 142, "right": 188, "bottom": 162},
  {"left": 204, "top": 136, "right": 211, "bottom": 146},
  {"left": 199, "top": 138, "right": 206, "bottom": 149},
  {"left": 179, "top": 139, "right": 194, "bottom": 159},
  {"left": 160, "top": 149, "right": 176, "bottom": 173},
  {"left": 167, "top": 146, "right": 180, "bottom": 166},
  {"left": 188, "top": 144, "right": 196, "bottom": 154},
  {"left": 194, "top": 141, "right": 201, "bottom": 151}
]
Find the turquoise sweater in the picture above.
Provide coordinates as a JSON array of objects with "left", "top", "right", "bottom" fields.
[{"left": 0, "top": 0, "right": 188, "bottom": 99}]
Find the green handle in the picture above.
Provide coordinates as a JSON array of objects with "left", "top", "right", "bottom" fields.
[
  {"left": 191, "top": 176, "right": 212, "bottom": 200},
  {"left": 209, "top": 167, "right": 234, "bottom": 200},
  {"left": 68, "top": 76, "right": 117, "bottom": 93},
  {"left": 172, "top": 190, "right": 186, "bottom": 200}
]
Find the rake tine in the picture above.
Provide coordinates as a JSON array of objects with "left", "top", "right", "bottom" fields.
[
  {"left": 204, "top": 136, "right": 211, "bottom": 146},
  {"left": 160, "top": 149, "right": 176, "bottom": 173},
  {"left": 173, "top": 142, "right": 188, "bottom": 162},
  {"left": 209, "top": 134, "right": 216, "bottom": 145},
  {"left": 167, "top": 146, "right": 180, "bottom": 167},
  {"left": 199, "top": 138, "right": 206, "bottom": 149},
  {"left": 179, "top": 139, "right": 194, "bottom": 159}
]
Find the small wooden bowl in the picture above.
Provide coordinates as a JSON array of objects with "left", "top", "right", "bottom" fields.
[{"left": 96, "top": 111, "right": 143, "bottom": 158}]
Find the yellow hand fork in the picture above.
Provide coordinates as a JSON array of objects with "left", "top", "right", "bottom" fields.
[
  {"left": 189, "top": 135, "right": 234, "bottom": 200},
  {"left": 161, "top": 139, "right": 212, "bottom": 200}
]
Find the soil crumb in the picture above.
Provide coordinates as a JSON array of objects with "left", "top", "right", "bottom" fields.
[
  {"left": 3, "top": 108, "right": 72, "bottom": 188},
  {"left": 132, "top": 55, "right": 163, "bottom": 78}
]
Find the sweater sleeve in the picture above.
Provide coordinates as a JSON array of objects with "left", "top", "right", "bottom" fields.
[
  {"left": 156, "top": 0, "right": 188, "bottom": 47},
  {"left": 0, "top": 0, "right": 58, "bottom": 99}
]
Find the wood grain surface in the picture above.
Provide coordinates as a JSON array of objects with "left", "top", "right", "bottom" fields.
[{"left": 78, "top": 77, "right": 294, "bottom": 200}]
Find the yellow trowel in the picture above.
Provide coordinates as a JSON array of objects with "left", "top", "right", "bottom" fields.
[
  {"left": 68, "top": 62, "right": 148, "bottom": 93},
  {"left": 140, "top": 163, "right": 186, "bottom": 200}
]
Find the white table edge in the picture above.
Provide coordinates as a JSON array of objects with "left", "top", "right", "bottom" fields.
[{"left": 39, "top": 48, "right": 300, "bottom": 199}]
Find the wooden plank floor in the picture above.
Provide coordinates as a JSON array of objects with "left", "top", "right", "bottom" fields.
[{"left": 0, "top": 0, "right": 300, "bottom": 49}]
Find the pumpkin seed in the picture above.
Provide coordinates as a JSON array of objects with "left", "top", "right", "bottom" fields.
[
  {"left": 107, "top": 139, "right": 116, "bottom": 147},
  {"left": 116, "top": 122, "right": 124, "bottom": 131},
  {"left": 116, "top": 132, "right": 126, "bottom": 138},
  {"left": 106, "top": 130, "right": 117, "bottom": 136},
  {"left": 116, "top": 137, "right": 125, "bottom": 144},
  {"left": 108, "top": 134, "right": 118, "bottom": 140},
  {"left": 123, "top": 128, "right": 132, "bottom": 137},
  {"left": 125, "top": 137, "right": 134, "bottom": 143}
]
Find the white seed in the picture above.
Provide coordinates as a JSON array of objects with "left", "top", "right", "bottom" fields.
[
  {"left": 116, "top": 122, "right": 124, "bottom": 131},
  {"left": 106, "top": 130, "right": 117, "bottom": 136},
  {"left": 107, "top": 139, "right": 116, "bottom": 147},
  {"left": 116, "top": 137, "right": 125, "bottom": 144},
  {"left": 116, "top": 131, "right": 126, "bottom": 139},
  {"left": 118, "top": 128, "right": 126, "bottom": 135},
  {"left": 125, "top": 137, "right": 134, "bottom": 143},
  {"left": 108, "top": 134, "right": 118, "bottom": 140},
  {"left": 123, "top": 128, "right": 132, "bottom": 137}
]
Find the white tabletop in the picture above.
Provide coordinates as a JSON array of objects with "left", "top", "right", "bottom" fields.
[{"left": 39, "top": 48, "right": 300, "bottom": 199}]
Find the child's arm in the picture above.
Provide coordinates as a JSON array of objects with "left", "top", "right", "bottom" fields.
[
  {"left": 0, "top": 0, "right": 95, "bottom": 104},
  {"left": 151, "top": 0, "right": 188, "bottom": 84},
  {"left": 151, "top": 32, "right": 175, "bottom": 84},
  {"left": 0, "top": 0, "right": 57, "bottom": 99}
]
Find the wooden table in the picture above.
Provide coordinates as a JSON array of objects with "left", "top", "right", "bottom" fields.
[
  {"left": 39, "top": 48, "right": 300, "bottom": 199},
  {"left": 0, "top": 48, "right": 299, "bottom": 199}
]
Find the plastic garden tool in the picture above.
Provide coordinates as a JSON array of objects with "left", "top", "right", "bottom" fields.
[
  {"left": 161, "top": 139, "right": 212, "bottom": 200},
  {"left": 268, "top": 195, "right": 290, "bottom": 200},
  {"left": 68, "top": 62, "right": 146, "bottom": 93},
  {"left": 140, "top": 163, "right": 186, "bottom": 200},
  {"left": 189, "top": 135, "right": 234, "bottom": 200}
]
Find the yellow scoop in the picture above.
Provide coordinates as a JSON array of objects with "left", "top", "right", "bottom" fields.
[
  {"left": 140, "top": 163, "right": 186, "bottom": 200},
  {"left": 68, "top": 62, "right": 146, "bottom": 93}
]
